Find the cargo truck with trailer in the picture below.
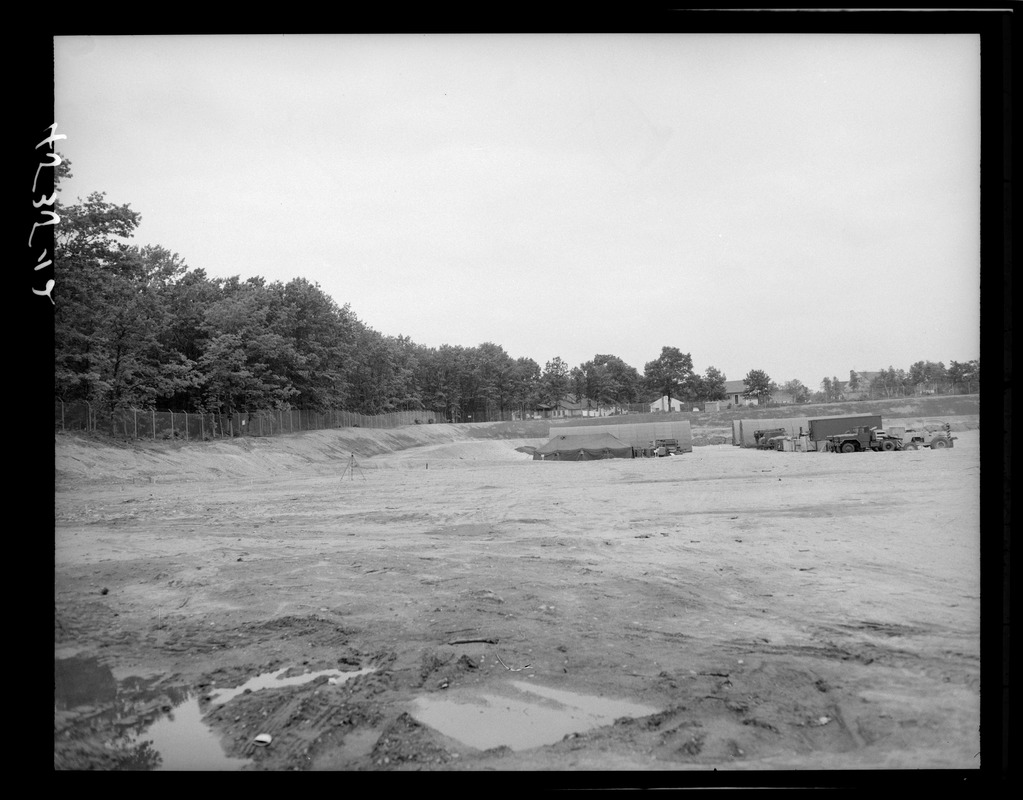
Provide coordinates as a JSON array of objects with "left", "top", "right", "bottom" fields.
[{"left": 807, "top": 415, "right": 883, "bottom": 444}]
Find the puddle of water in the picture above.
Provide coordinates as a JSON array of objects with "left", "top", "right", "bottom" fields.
[
  {"left": 409, "top": 679, "right": 659, "bottom": 752},
  {"left": 131, "top": 667, "right": 375, "bottom": 770},
  {"left": 56, "top": 656, "right": 373, "bottom": 770},
  {"left": 207, "top": 667, "right": 374, "bottom": 707},
  {"left": 132, "top": 690, "right": 253, "bottom": 771}
]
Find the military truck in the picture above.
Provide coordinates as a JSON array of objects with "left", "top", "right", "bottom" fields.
[
  {"left": 826, "top": 426, "right": 904, "bottom": 453},
  {"left": 808, "top": 415, "right": 883, "bottom": 444}
]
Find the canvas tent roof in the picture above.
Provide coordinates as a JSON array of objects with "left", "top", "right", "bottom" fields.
[
  {"left": 557, "top": 420, "right": 693, "bottom": 453},
  {"left": 534, "top": 433, "right": 633, "bottom": 460}
]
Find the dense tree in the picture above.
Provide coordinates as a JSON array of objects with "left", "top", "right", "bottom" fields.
[
  {"left": 471, "top": 342, "right": 516, "bottom": 420},
  {"left": 908, "top": 360, "right": 948, "bottom": 394},
  {"left": 349, "top": 332, "right": 419, "bottom": 413},
  {"left": 644, "top": 347, "right": 695, "bottom": 406},
  {"left": 818, "top": 375, "right": 845, "bottom": 401},
  {"left": 947, "top": 359, "right": 980, "bottom": 394},
  {"left": 508, "top": 356, "right": 542, "bottom": 417},
  {"left": 967, "top": 359, "right": 980, "bottom": 393},
  {"left": 52, "top": 175, "right": 205, "bottom": 413},
  {"left": 54, "top": 187, "right": 142, "bottom": 404},
  {"left": 198, "top": 278, "right": 304, "bottom": 413},
  {"left": 569, "top": 366, "right": 587, "bottom": 404},
  {"left": 697, "top": 366, "right": 727, "bottom": 402},
  {"left": 421, "top": 344, "right": 467, "bottom": 421},
  {"left": 869, "top": 368, "right": 890, "bottom": 398},
  {"left": 743, "top": 369, "right": 772, "bottom": 404},
  {"left": 868, "top": 366, "right": 911, "bottom": 399},
  {"left": 277, "top": 277, "right": 359, "bottom": 411},
  {"left": 575, "top": 359, "right": 610, "bottom": 405},
  {"left": 540, "top": 357, "right": 571, "bottom": 407},
  {"left": 582, "top": 354, "right": 643, "bottom": 406},
  {"left": 781, "top": 378, "right": 810, "bottom": 403}
]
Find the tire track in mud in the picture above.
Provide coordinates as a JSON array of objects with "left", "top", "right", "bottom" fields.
[{"left": 208, "top": 670, "right": 394, "bottom": 768}]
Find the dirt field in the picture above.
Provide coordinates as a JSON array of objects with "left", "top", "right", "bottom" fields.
[{"left": 54, "top": 412, "right": 983, "bottom": 775}]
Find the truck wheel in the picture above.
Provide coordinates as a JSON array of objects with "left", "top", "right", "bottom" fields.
[
  {"left": 930, "top": 436, "right": 949, "bottom": 449},
  {"left": 881, "top": 440, "right": 897, "bottom": 451},
  {"left": 903, "top": 441, "right": 920, "bottom": 450},
  {"left": 840, "top": 442, "right": 857, "bottom": 453}
]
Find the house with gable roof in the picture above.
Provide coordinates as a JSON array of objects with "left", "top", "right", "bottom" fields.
[{"left": 723, "top": 379, "right": 758, "bottom": 407}]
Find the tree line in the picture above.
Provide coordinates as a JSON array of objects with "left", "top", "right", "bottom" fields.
[
  {"left": 53, "top": 163, "right": 742, "bottom": 421},
  {"left": 53, "top": 163, "right": 977, "bottom": 421},
  {"left": 815, "top": 360, "right": 980, "bottom": 402},
  {"left": 766, "top": 359, "right": 980, "bottom": 406}
]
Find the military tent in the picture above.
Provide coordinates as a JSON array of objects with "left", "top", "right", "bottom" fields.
[
  {"left": 533, "top": 433, "right": 634, "bottom": 461},
  {"left": 557, "top": 420, "right": 693, "bottom": 453}
]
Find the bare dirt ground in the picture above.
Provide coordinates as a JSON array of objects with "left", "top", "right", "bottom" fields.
[{"left": 54, "top": 415, "right": 983, "bottom": 776}]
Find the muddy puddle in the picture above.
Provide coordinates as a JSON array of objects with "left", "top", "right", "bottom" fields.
[
  {"left": 55, "top": 655, "right": 373, "bottom": 770},
  {"left": 409, "top": 679, "right": 659, "bottom": 751}
]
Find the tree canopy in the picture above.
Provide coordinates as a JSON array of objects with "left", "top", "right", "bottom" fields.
[
  {"left": 53, "top": 166, "right": 979, "bottom": 419},
  {"left": 643, "top": 347, "right": 695, "bottom": 405},
  {"left": 742, "top": 369, "right": 773, "bottom": 403}
]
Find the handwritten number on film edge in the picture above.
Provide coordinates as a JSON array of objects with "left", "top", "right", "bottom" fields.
[{"left": 31, "top": 123, "right": 65, "bottom": 305}]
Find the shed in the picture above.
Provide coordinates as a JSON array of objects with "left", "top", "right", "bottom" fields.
[{"left": 649, "top": 395, "right": 685, "bottom": 413}]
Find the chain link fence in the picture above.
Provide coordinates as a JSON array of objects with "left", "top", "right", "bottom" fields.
[{"left": 55, "top": 400, "right": 444, "bottom": 441}]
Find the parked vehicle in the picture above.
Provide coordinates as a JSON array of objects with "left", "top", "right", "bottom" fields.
[
  {"left": 891, "top": 420, "right": 956, "bottom": 450},
  {"left": 652, "top": 438, "right": 682, "bottom": 456},
  {"left": 808, "top": 415, "right": 883, "bottom": 444},
  {"left": 753, "top": 427, "right": 788, "bottom": 450},
  {"left": 826, "top": 426, "right": 904, "bottom": 453}
]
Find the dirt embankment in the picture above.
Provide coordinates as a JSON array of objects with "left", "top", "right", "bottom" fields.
[{"left": 56, "top": 394, "right": 979, "bottom": 486}]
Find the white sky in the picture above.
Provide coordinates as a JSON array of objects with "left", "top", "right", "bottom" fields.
[{"left": 53, "top": 33, "right": 981, "bottom": 389}]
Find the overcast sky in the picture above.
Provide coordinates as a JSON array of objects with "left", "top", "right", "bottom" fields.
[{"left": 53, "top": 33, "right": 981, "bottom": 389}]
